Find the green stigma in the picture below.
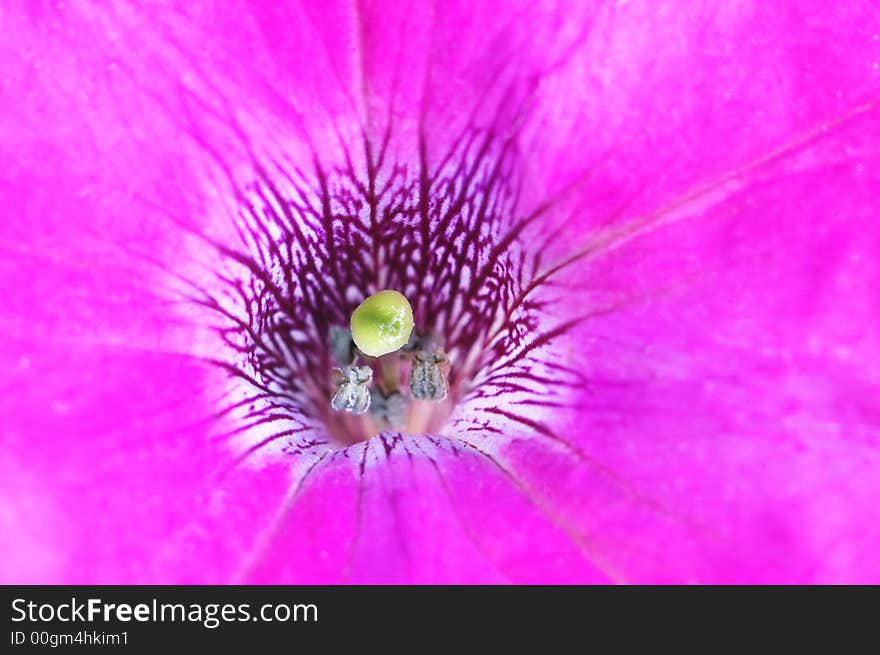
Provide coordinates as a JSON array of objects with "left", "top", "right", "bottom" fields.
[{"left": 350, "top": 290, "right": 415, "bottom": 358}]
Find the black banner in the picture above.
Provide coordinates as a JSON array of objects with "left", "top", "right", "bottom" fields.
[{"left": 1, "top": 586, "right": 876, "bottom": 650}]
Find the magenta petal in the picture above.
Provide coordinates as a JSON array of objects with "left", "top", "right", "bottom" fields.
[
  {"left": 245, "top": 436, "right": 611, "bottom": 583},
  {"left": 356, "top": 1, "right": 880, "bottom": 246},
  {"left": 519, "top": 108, "right": 880, "bottom": 582},
  {"left": 340, "top": 0, "right": 880, "bottom": 581},
  {"left": 526, "top": 2, "right": 880, "bottom": 240},
  {"left": 0, "top": 337, "right": 296, "bottom": 582},
  {"left": 0, "top": 2, "right": 353, "bottom": 582},
  {"left": 3, "top": 0, "right": 880, "bottom": 584}
]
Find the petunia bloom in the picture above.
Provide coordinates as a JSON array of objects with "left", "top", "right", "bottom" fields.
[{"left": 1, "top": 0, "right": 879, "bottom": 583}]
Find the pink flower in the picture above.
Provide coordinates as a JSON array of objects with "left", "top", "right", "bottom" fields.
[{"left": 2, "top": 0, "right": 879, "bottom": 583}]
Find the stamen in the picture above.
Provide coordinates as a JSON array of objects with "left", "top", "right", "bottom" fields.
[
  {"left": 330, "top": 366, "right": 373, "bottom": 415},
  {"left": 409, "top": 350, "right": 450, "bottom": 402}
]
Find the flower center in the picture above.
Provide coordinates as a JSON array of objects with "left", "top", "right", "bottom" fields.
[
  {"left": 327, "top": 289, "right": 453, "bottom": 441},
  {"left": 198, "top": 131, "right": 571, "bottom": 452}
]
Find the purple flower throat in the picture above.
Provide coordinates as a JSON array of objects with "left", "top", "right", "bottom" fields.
[{"left": 193, "top": 126, "right": 578, "bottom": 456}]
